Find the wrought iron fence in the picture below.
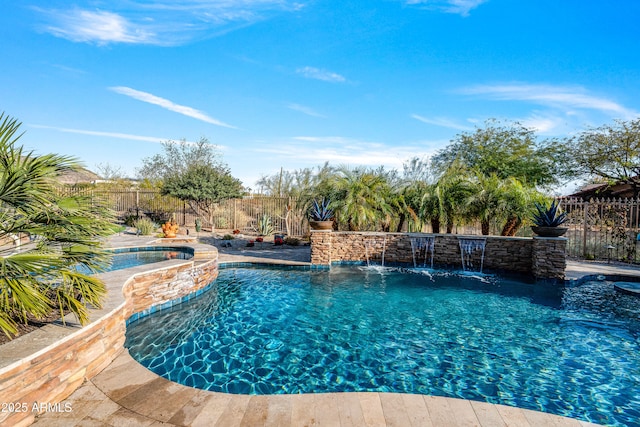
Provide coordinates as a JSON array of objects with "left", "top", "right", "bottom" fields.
[
  {"left": 55, "top": 188, "right": 640, "bottom": 262},
  {"left": 55, "top": 188, "right": 310, "bottom": 236},
  {"left": 559, "top": 196, "right": 640, "bottom": 263}
]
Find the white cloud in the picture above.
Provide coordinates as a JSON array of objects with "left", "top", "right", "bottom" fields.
[
  {"left": 254, "top": 136, "right": 429, "bottom": 169},
  {"left": 296, "top": 67, "right": 346, "bottom": 83},
  {"left": 405, "top": 0, "right": 489, "bottom": 17},
  {"left": 459, "top": 83, "right": 638, "bottom": 119},
  {"left": 109, "top": 86, "right": 237, "bottom": 128},
  {"left": 35, "top": 1, "right": 304, "bottom": 46},
  {"left": 39, "top": 9, "right": 155, "bottom": 45},
  {"left": 287, "top": 103, "right": 327, "bottom": 118},
  {"left": 411, "top": 114, "right": 474, "bottom": 131},
  {"left": 29, "top": 124, "right": 166, "bottom": 143}
]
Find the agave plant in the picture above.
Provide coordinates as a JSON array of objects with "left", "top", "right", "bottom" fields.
[
  {"left": 309, "top": 198, "right": 333, "bottom": 221},
  {"left": 532, "top": 200, "right": 567, "bottom": 227},
  {"left": 257, "top": 214, "right": 274, "bottom": 235}
]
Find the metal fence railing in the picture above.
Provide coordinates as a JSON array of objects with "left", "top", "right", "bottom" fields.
[
  {"left": 55, "top": 187, "right": 640, "bottom": 262},
  {"left": 559, "top": 197, "right": 640, "bottom": 263},
  {"left": 55, "top": 187, "right": 310, "bottom": 236}
]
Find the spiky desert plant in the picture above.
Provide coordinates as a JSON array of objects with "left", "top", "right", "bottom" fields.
[
  {"left": 0, "top": 113, "right": 114, "bottom": 338},
  {"left": 134, "top": 217, "right": 157, "bottom": 236},
  {"left": 532, "top": 199, "right": 567, "bottom": 227},
  {"left": 257, "top": 214, "right": 274, "bottom": 235}
]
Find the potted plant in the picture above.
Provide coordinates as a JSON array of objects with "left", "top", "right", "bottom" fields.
[
  {"left": 162, "top": 218, "right": 179, "bottom": 238},
  {"left": 309, "top": 198, "right": 334, "bottom": 230},
  {"left": 531, "top": 200, "right": 568, "bottom": 237},
  {"left": 194, "top": 217, "right": 202, "bottom": 233}
]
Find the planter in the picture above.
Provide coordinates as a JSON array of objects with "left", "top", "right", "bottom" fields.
[
  {"left": 310, "top": 220, "right": 333, "bottom": 230},
  {"left": 162, "top": 220, "right": 179, "bottom": 238},
  {"left": 531, "top": 226, "right": 568, "bottom": 237}
]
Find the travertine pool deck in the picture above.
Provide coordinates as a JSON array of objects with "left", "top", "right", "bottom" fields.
[{"left": 18, "top": 233, "right": 637, "bottom": 426}]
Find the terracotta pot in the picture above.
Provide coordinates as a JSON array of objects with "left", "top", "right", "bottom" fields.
[
  {"left": 310, "top": 220, "right": 333, "bottom": 230},
  {"left": 531, "top": 226, "right": 568, "bottom": 237}
]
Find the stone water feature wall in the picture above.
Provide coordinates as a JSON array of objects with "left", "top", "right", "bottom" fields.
[
  {"left": 0, "top": 245, "right": 218, "bottom": 427},
  {"left": 310, "top": 231, "right": 566, "bottom": 280}
]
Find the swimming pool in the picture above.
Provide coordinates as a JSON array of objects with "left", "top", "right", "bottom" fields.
[
  {"left": 106, "top": 247, "right": 193, "bottom": 271},
  {"left": 125, "top": 266, "right": 640, "bottom": 426}
]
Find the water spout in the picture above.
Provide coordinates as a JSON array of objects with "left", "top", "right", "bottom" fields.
[
  {"left": 410, "top": 236, "right": 435, "bottom": 269},
  {"left": 364, "top": 234, "right": 387, "bottom": 267},
  {"left": 457, "top": 237, "right": 487, "bottom": 273}
]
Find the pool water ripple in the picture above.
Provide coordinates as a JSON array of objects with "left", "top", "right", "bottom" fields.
[{"left": 125, "top": 266, "right": 640, "bottom": 426}]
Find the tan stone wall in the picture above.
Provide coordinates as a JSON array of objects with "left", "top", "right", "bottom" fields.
[
  {"left": 310, "top": 230, "right": 332, "bottom": 265},
  {"left": 311, "top": 232, "right": 566, "bottom": 279},
  {"left": 0, "top": 248, "right": 218, "bottom": 427},
  {"left": 532, "top": 237, "right": 567, "bottom": 280}
]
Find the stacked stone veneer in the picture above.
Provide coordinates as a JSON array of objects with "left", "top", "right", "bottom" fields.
[
  {"left": 311, "top": 231, "right": 566, "bottom": 280},
  {"left": 0, "top": 245, "right": 218, "bottom": 427}
]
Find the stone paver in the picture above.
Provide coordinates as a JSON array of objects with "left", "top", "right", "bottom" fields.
[
  {"left": 25, "top": 233, "right": 635, "bottom": 426},
  {"left": 38, "top": 354, "right": 594, "bottom": 427}
]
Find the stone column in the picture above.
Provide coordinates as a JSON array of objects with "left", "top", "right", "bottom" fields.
[
  {"left": 531, "top": 236, "right": 567, "bottom": 280},
  {"left": 310, "top": 230, "right": 332, "bottom": 266}
]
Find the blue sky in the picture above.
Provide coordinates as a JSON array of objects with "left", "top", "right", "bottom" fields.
[{"left": 3, "top": 0, "right": 639, "bottom": 191}]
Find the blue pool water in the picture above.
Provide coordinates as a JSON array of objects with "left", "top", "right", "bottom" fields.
[
  {"left": 106, "top": 247, "right": 193, "bottom": 271},
  {"left": 125, "top": 266, "right": 640, "bottom": 426}
]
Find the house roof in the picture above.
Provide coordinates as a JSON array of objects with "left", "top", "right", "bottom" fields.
[
  {"left": 56, "top": 168, "right": 100, "bottom": 185},
  {"left": 568, "top": 181, "right": 636, "bottom": 199}
]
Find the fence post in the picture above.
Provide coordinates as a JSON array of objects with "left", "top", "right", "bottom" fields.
[
  {"left": 583, "top": 199, "right": 589, "bottom": 258},
  {"left": 135, "top": 190, "right": 140, "bottom": 218},
  {"left": 233, "top": 199, "right": 237, "bottom": 230}
]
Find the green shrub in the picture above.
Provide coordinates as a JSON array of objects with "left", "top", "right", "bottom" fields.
[
  {"left": 134, "top": 218, "right": 157, "bottom": 236},
  {"left": 215, "top": 217, "right": 229, "bottom": 229},
  {"left": 284, "top": 236, "right": 300, "bottom": 246},
  {"left": 222, "top": 234, "right": 234, "bottom": 240},
  {"left": 123, "top": 213, "right": 138, "bottom": 227}
]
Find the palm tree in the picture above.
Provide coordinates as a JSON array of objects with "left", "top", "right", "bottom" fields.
[
  {"left": 419, "top": 183, "right": 443, "bottom": 233},
  {"left": 330, "top": 166, "right": 393, "bottom": 231},
  {"left": 466, "top": 173, "right": 508, "bottom": 235},
  {"left": 0, "top": 113, "right": 115, "bottom": 338},
  {"left": 434, "top": 166, "right": 475, "bottom": 233},
  {"left": 500, "top": 179, "right": 544, "bottom": 236}
]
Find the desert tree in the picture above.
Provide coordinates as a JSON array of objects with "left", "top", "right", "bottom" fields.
[
  {"left": 432, "top": 119, "right": 566, "bottom": 189},
  {"left": 561, "top": 118, "right": 640, "bottom": 195},
  {"left": 138, "top": 138, "right": 243, "bottom": 227}
]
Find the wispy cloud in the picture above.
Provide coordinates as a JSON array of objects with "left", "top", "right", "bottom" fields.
[
  {"left": 109, "top": 86, "right": 236, "bottom": 128},
  {"left": 37, "top": 9, "right": 155, "bottom": 45},
  {"left": 30, "top": 124, "right": 166, "bottom": 143},
  {"left": 254, "top": 136, "right": 428, "bottom": 168},
  {"left": 34, "top": 1, "right": 304, "bottom": 46},
  {"left": 296, "top": 66, "right": 346, "bottom": 83},
  {"left": 405, "top": 0, "right": 489, "bottom": 17},
  {"left": 459, "top": 83, "right": 638, "bottom": 119},
  {"left": 287, "top": 103, "right": 327, "bottom": 118},
  {"left": 519, "top": 113, "right": 568, "bottom": 134},
  {"left": 411, "top": 114, "right": 474, "bottom": 131}
]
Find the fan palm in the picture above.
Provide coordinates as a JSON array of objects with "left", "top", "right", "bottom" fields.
[
  {"left": 0, "top": 113, "right": 114, "bottom": 338},
  {"left": 330, "top": 167, "right": 393, "bottom": 231}
]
